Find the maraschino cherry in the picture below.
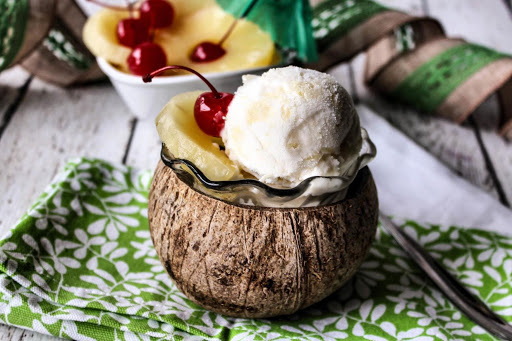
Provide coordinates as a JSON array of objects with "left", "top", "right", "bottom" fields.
[
  {"left": 128, "top": 42, "right": 167, "bottom": 76},
  {"left": 143, "top": 65, "right": 234, "bottom": 137},
  {"left": 87, "top": 0, "right": 174, "bottom": 47},
  {"left": 139, "top": 0, "right": 175, "bottom": 29},
  {"left": 189, "top": 17, "right": 239, "bottom": 63},
  {"left": 117, "top": 18, "right": 150, "bottom": 47},
  {"left": 190, "top": 0, "right": 259, "bottom": 63},
  {"left": 190, "top": 42, "right": 226, "bottom": 63}
]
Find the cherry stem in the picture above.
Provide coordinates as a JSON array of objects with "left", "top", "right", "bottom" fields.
[
  {"left": 218, "top": 19, "right": 237, "bottom": 47},
  {"left": 218, "top": 0, "right": 260, "bottom": 47},
  {"left": 125, "top": 0, "right": 133, "bottom": 18},
  {"left": 143, "top": 65, "right": 222, "bottom": 98},
  {"left": 86, "top": 0, "right": 136, "bottom": 11}
]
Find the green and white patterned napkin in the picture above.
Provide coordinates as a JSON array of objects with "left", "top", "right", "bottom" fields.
[{"left": 0, "top": 158, "right": 511, "bottom": 341}]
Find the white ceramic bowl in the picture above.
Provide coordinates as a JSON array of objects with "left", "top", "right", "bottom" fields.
[{"left": 97, "top": 58, "right": 284, "bottom": 120}]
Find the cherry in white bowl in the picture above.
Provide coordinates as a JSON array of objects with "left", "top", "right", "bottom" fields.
[{"left": 97, "top": 57, "right": 284, "bottom": 119}]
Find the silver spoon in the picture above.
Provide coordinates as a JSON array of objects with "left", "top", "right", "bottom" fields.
[{"left": 379, "top": 212, "right": 512, "bottom": 340}]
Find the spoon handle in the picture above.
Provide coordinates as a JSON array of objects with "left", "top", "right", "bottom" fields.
[{"left": 379, "top": 213, "right": 512, "bottom": 340}]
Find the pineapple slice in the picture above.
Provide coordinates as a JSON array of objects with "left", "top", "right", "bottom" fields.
[
  {"left": 171, "top": 0, "right": 216, "bottom": 17},
  {"left": 156, "top": 91, "right": 241, "bottom": 181},
  {"left": 155, "top": 4, "right": 275, "bottom": 74},
  {"left": 83, "top": 9, "right": 132, "bottom": 69},
  {"left": 82, "top": 0, "right": 215, "bottom": 70},
  {"left": 83, "top": 1, "right": 275, "bottom": 74}
]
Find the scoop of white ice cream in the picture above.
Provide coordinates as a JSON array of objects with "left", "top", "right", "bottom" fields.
[{"left": 221, "top": 66, "right": 362, "bottom": 187}]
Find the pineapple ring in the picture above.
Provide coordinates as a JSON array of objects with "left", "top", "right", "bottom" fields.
[
  {"left": 83, "top": 9, "right": 132, "bottom": 69},
  {"left": 156, "top": 91, "right": 241, "bottom": 181},
  {"left": 83, "top": 1, "right": 275, "bottom": 75},
  {"left": 82, "top": 0, "right": 215, "bottom": 70},
  {"left": 155, "top": 4, "right": 275, "bottom": 74},
  {"left": 170, "top": 0, "right": 216, "bottom": 18}
]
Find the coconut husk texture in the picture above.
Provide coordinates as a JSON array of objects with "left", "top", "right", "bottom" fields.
[{"left": 148, "top": 160, "right": 378, "bottom": 318}]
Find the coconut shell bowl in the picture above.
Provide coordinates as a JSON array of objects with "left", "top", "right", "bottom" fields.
[{"left": 148, "top": 132, "right": 378, "bottom": 318}]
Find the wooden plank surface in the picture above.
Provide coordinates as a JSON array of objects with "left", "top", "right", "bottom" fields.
[
  {"left": 428, "top": 0, "right": 512, "bottom": 55},
  {"left": 0, "top": 78, "right": 134, "bottom": 231},
  {"left": 0, "top": 68, "right": 32, "bottom": 139},
  {"left": 0, "top": 327, "right": 63, "bottom": 341},
  {"left": 124, "top": 118, "right": 161, "bottom": 170},
  {"left": 0, "top": 0, "right": 511, "bottom": 339},
  {"left": 0, "top": 68, "right": 31, "bottom": 115}
]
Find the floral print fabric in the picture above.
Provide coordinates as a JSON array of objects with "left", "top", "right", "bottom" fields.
[{"left": 0, "top": 158, "right": 510, "bottom": 340}]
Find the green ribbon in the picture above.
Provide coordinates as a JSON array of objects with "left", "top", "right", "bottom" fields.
[
  {"left": 391, "top": 43, "right": 508, "bottom": 113},
  {"left": 310, "top": 0, "right": 512, "bottom": 135},
  {"left": 312, "top": 0, "right": 389, "bottom": 52},
  {"left": 43, "top": 28, "right": 92, "bottom": 71},
  {"left": 0, "top": 0, "right": 29, "bottom": 72}
]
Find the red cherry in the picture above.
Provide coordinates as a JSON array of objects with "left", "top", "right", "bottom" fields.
[
  {"left": 139, "top": 0, "right": 174, "bottom": 29},
  {"left": 116, "top": 18, "right": 150, "bottom": 48},
  {"left": 128, "top": 42, "right": 167, "bottom": 76},
  {"left": 189, "top": 13, "right": 239, "bottom": 63},
  {"left": 194, "top": 92, "right": 233, "bottom": 137},
  {"left": 143, "top": 65, "right": 234, "bottom": 137},
  {"left": 190, "top": 42, "right": 226, "bottom": 63}
]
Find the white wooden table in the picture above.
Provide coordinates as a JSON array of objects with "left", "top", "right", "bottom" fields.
[{"left": 0, "top": 0, "right": 511, "bottom": 339}]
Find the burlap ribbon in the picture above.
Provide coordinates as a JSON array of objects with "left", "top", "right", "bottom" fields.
[
  {"left": 309, "top": 0, "right": 512, "bottom": 139},
  {"left": 0, "top": 0, "right": 102, "bottom": 86}
]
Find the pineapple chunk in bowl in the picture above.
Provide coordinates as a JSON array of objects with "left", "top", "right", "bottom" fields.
[
  {"left": 97, "top": 56, "right": 285, "bottom": 119},
  {"left": 155, "top": 90, "right": 377, "bottom": 208}
]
